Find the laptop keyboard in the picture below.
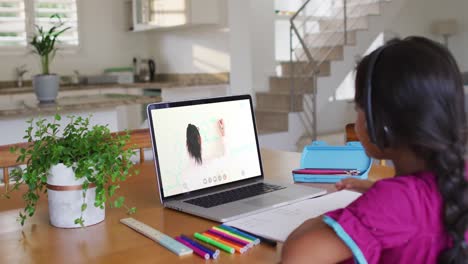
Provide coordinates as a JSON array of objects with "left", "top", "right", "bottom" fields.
[{"left": 185, "top": 183, "right": 286, "bottom": 208}]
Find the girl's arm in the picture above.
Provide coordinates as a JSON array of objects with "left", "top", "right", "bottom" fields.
[
  {"left": 281, "top": 217, "right": 353, "bottom": 264},
  {"left": 336, "top": 178, "right": 374, "bottom": 193}
]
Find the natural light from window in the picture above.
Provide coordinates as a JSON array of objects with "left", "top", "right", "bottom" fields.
[
  {"left": 150, "top": 0, "right": 186, "bottom": 27},
  {"left": 193, "top": 45, "right": 229, "bottom": 73},
  {"left": 334, "top": 32, "right": 385, "bottom": 101},
  {"left": 0, "top": 0, "right": 27, "bottom": 46},
  {"left": 0, "top": 0, "right": 79, "bottom": 48},
  {"left": 34, "top": 0, "right": 79, "bottom": 46}
]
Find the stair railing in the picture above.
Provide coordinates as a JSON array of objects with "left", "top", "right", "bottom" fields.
[{"left": 289, "top": 0, "right": 385, "bottom": 144}]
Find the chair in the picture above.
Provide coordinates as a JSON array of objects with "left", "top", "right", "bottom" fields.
[
  {"left": 0, "top": 128, "right": 152, "bottom": 191},
  {"left": 345, "top": 123, "right": 359, "bottom": 142},
  {"left": 113, "top": 128, "right": 152, "bottom": 163},
  {"left": 345, "top": 123, "right": 387, "bottom": 166}
]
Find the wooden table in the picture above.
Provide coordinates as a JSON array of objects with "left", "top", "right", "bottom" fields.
[{"left": 0, "top": 149, "right": 394, "bottom": 264}]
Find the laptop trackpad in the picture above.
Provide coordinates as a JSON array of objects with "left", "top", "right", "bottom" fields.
[{"left": 242, "top": 195, "right": 287, "bottom": 207}]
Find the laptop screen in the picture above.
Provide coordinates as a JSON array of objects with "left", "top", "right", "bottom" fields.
[{"left": 148, "top": 96, "right": 263, "bottom": 198}]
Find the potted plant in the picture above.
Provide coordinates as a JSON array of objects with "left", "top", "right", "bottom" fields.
[
  {"left": 5, "top": 114, "right": 138, "bottom": 228},
  {"left": 30, "top": 14, "right": 70, "bottom": 104}
]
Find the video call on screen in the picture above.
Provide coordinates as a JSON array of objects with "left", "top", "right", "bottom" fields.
[{"left": 151, "top": 99, "right": 262, "bottom": 197}]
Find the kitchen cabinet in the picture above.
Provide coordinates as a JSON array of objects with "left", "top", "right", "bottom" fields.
[
  {"left": 99, "top": 88, "right": 127, "bottom": 95},
  {"left": 131, "top": 0, "right": 219, "bottom": 31},
  {"left": 11, "top": 93, "right": 35, "bottom": 102},
  {"left": 0, "top": 94, "right": 11, "bottom": 105},
  {"left": 59, "top": 89, "right": 101, "bottom": 97}
]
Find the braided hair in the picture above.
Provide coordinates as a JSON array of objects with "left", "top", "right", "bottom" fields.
[{"left": 354, "top": 36, "right": 468, "bottom": 263}]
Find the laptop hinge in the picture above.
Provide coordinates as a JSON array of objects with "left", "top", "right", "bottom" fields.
[{"left": 164, "top": 177, "right": 264, "bottom": 202}]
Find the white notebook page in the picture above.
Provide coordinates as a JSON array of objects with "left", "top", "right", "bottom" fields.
[{"left": 224, "top": 190, "right": 362, "bottom": 242}]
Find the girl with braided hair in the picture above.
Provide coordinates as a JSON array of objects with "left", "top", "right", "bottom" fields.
[{"left": 282, "top": 36, "right": 468, "bottom": 264}]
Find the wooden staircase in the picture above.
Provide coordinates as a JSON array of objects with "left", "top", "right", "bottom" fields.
[{"left": 255, "top": 0, "right": 386, "bottom": 137}]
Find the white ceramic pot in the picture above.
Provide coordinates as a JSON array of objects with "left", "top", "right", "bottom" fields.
[
  {"left": 47, "top": 163, "right": 105, "bottom": 228},
  {"left": 33, "top": 74, "right": 59, "bottom": 104}
]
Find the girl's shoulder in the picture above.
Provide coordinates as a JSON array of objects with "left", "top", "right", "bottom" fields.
[
  {"left": 370, "top": 171, "right": 440, "bottom": 201},
  {"left": 348, "top": 171, "right": 443, "bottom": 228},
  {"left": 367, "top": 171, "right": 440, "bottom": 208},
  {"left": 374, "top": 171, "right": 438, "bottom": 195}
]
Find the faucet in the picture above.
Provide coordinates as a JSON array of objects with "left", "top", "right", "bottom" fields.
[
  {"left": 72, "top": 70, "right": 80, "bottom": 84},
  {"left": 15, "top": 65, "right": 28, "bottom": 88}
]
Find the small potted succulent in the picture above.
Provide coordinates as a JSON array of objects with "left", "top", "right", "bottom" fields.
[
  {"left": 30, "top": 14, "right": 70, "bottom": 103},
  {"left": 5, "top": 114, "right": 138, "bottom": 228}
]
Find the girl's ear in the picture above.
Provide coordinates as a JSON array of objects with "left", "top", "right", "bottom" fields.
[{"left": 198, "top": 135, "right": 201, "bottom": 145}]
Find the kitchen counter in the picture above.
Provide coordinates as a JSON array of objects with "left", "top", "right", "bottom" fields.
[
  {"left": 0, "top": 73, "right": 229, "bottom": 96},
  {"left": 0, "top": 93, "right": 161, "bottom": 118}
]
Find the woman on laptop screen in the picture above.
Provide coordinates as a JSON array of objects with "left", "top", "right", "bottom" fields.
[
  {"left": 186, "top": 119, "right": 225, "bottom": 166},
  {"left": 180, "top": 118, "right": 229, "bottom": 191}
]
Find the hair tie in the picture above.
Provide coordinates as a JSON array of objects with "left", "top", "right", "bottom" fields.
[{"left": 461, "top": 241, "right": 468, "bottom": 250}]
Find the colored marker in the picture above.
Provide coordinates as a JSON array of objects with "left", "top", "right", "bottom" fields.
[
  {"left": 207, "top": 229, "right": 250, "bottom": 247},
  {"left": 202, "top": 232, "right": 248, "bottom": 254},
  {"left": 180, "top": 235, "right": 220, "bottom": 259},
  {"left": 220, "top": 224, "right": 261, "bottom": 245},
  {"left": 212, "top": 226, "right": 253, "bottom": 245},
  {"left": 194, "top": 232, "right": 235, "bottom": 254},
  {"left": 175, "top": 237, "right": 209, "bottom": 260}
]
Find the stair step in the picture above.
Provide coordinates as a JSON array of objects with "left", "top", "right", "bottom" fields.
[
  {"left": 255, "top": 110, "right": 289, "bottom": 132},
  {"left": 279, "top": 61, "right": 330, "bottom": 77},
  {"left": 318, "top": 16, "right": 368, "bottom": 32},
  {"left": 304, "top": 31, "right": 356, "bottom": 47},
  {"left": 257, "top": 128, "right": 287, "bottom": 135},
  {"left": 295, "top": 46, "right": 344, "bottom": 62},
  {"left": 331, "top": 0, "right": 390, "bottom": 8},
  {"left": 256, "top": 92, "right": 303, "bottom": 112},
  {"left": 330, "top": 2, "right": 381, "bottom": 18},
  {"left": 269, "top": 76, "right": 315, "bottom": 94}
]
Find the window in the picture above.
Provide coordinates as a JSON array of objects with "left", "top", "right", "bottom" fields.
[
  {"left": 34, "top": 0, "right": 79, "bottom": 46},
  {"left": 0, "top": 0, "right": 27, "bottom": 46},
  {"left": 0, "top": 0, "right": 78, "bottom": 48}
]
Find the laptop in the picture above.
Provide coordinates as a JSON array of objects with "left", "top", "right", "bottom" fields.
[{"left": 147, "top": 94, "right": 325, "bottom": 222}]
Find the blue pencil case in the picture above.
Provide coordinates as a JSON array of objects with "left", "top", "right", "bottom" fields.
[{"left": 292, "top": 141, "right": 372, "bottom": 183}]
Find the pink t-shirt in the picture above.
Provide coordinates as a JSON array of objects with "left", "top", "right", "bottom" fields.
[{"left": 324, "top": 171, "right": 465, "bottom": 264}]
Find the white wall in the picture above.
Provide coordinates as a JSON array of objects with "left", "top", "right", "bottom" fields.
[
  {"left": 147, "top": 0, "right": 230, "bottom": 75},
  {"left": 0, "top": 0, "right": 150, "bottom": 81},
  {"left": 388, "top": 0, "right": 468, "bottom": 71},
  {"left": 250, "top": 1, "right": 276, "bottom": 94},
  {"left": 227, "top": 0, "right": 253, "bottom": 96},
  {"left": 228, "top": 0, "right": 276, "bottom": 96}
]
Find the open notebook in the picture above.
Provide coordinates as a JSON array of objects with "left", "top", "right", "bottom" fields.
[{"left": 224, "top": 190, "right": 361, "bottom": 242}]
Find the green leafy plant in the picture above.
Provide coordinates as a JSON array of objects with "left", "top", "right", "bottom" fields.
[
  {"left": 30, "top": 14, "right": 70, "bottom": 75},
  {"left": 4, "top": 114, "right": 138, "bottom": 226}
]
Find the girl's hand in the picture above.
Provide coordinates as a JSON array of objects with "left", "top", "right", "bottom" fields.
[
  {"left": 335, "top": 178, "right": 374, "bottom": 193},
  {"left": 218, "top": 119, "right": 225, "bottom": 136}
]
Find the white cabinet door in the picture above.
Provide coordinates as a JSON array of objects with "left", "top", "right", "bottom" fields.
[
  {"left": 132, "top": 0, "right": 218, "bottom": 31},
  {"left": 100, "top": 88, "right": 128, "bottom": 95},
  {"left": 157, "top": 0, "right": 187, "bottom": 27},
  {"left": 11, "top": 93, "right": 35, "bottom": 103},
  {"left": 59, "top": 89, "right": 101, "bottom": 98},
  {"left": 161, "top": 85, "right": 228, "bottom": 102},
  {"left": 0, "top": 94, "right": 12, "bottom": 105}
]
